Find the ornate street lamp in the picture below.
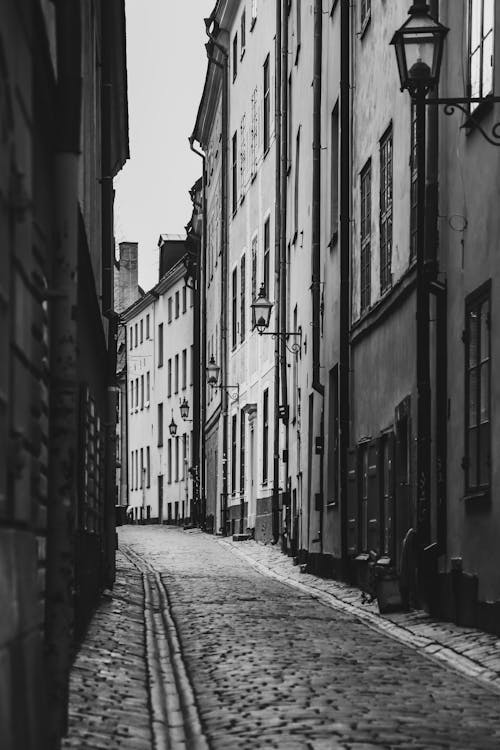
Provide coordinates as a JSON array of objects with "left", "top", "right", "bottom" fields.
[
  {"left": 168, "top": 410, "right": 177, "bottom": 437},
  {"left": 205, "top": 355, "right": 239, "bottom": 401},
  {"left": 391, "top": 1, "right": 448, "bottom": 97},
  {"left": 250, "top": 284, "right": 302, "bottom": 354}
]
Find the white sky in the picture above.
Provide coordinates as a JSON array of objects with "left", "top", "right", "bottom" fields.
[{"left": 114, "top": 0, "right": 214, "bottom": 291}]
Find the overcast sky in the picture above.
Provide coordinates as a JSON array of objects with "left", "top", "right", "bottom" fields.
[{"left": 114, "top": 0, "right": 214, "bottom": 291}]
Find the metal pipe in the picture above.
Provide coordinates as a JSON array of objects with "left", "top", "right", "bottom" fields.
[
  {"left": 311, "top": 0, "right": 323, "bottom": 396},
  {"left": 339, "top": 0, "right": 351, "bottom": 572},
  {"left": 272, "top": 0, "right": 282, "bottom": 544}
]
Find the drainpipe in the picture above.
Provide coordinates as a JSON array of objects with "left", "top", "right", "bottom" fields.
[
  {"left": 205, "top": 24, "right": 229, "bottom": 535},
  {"left": 189, "top": 137, "right": 206, "bottom": 528},
  {"left": 46, "top": 1, "right": 82, "bottom": 744},
  {"left": 272, "top": 0, "right": 282, "bottom": 544},
  {"left": 311, "top": 0, "right": 323, "bottom": 397},
  {"left": 339, "top": 0, "right": 351, "bottom": 573},
  {"left": 280, "top": 0, "right": 290, "bottom": 548}
]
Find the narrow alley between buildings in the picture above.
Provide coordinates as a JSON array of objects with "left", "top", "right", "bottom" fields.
[{"left": 63, "top": 526, "right": 500, "bottom": 750}]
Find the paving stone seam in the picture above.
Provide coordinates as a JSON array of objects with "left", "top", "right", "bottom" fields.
[
  {"left": 122, "top": 543, "right": 210, "bottom": 750},
  {"left": 219, "top": 539, "right": 500, "bottom": 697}
]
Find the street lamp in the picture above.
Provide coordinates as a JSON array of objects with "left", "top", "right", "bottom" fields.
[
  {"left": 391, "top": 1, "right": 448, "bottom": 97},
  {"left": 168, "top": 410, "right": 178, "bottom": 437},
  {"left": 205, "top": 355, "right": 239, "bottom": 401},
  {"left": 179, "top": 397, "right": 192, "bottom": 422},
  {"left": 250, "top": 284, "right": 302, "bottom": 354}
]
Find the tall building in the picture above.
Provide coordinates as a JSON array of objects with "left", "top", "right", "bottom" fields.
[
  {"left": 0, "top": 1, "right": 129, "bottom": 747},
  {"left": 123, "top": 238, "right": 196, "bottom": 524}
]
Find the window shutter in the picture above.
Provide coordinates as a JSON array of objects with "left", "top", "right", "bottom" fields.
[
  {"left": 347, "top": 448, "right": 358, "bottom": 556},
  {"left": 367, "top": 439, "right": 380, "bottom": 554}
]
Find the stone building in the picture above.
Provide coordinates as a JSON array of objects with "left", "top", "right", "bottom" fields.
[{"left": 0, "top": 1, "right": 129, "bottom": 747}]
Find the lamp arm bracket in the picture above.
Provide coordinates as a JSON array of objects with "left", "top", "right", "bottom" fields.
[{"left": 425, "top": 96, "right": 500, "bottom": 147}]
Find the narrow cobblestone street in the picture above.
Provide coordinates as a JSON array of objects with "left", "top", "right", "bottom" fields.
[{"left": 64, "top": 527, "right": 500, "bottom": 749}]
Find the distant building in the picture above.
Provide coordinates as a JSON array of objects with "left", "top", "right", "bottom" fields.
[{"left": 122, "top": 240, "right": 196, "bottom": 524}]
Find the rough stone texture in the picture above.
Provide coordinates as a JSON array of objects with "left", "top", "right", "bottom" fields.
[
  {"left": 119, "top": 526, "right": 500, "bottom": 749},
  {"left": 62, "top": 551, "right": 152, "bottom": 750}
]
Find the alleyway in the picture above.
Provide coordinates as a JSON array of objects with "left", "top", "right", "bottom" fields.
[{"left": 64, "top": 527, "right": 500, "bottom": 750}]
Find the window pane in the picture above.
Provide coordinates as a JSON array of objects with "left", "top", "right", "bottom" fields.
[
  {"left": 483, "top": 30, "right": 494, "bottom": 94},
  {"left": 479, "top": 422, "right": 490, "bottom": 486},
  {"left": 480, "top": 299, "right": 489, "bottom": 360},
  {"left": 468, "top": 427, "right": 478, "bottom": 488},
  {"left": 483, "top": 0, "right": 494, "bottom": 35},
  {"left": 469, "top": 367, "right": 478, "bottom": 426},
  {"left": 480, "top": 362, "right": 489, "bottom": 423},
  {"left": 470, "top": 48, "right": 481, "bottom": 98},
  {"left": 468, "top": 310, "right": 479, "bottom": 367}
]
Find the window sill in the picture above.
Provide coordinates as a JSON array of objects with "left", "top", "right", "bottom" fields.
[{"left": 464, "top": 489, "right": 490, "bottom": 511}]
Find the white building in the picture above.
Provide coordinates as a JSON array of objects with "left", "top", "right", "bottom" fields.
[{"left": 123, "top": 243, "right": 195, "bottom": 523}]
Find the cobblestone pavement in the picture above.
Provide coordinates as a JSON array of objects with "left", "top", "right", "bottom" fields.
[
  {"left": 118, "top": 526, "right": 500, "bottom": 750},
  {"left": 62, "top": 550, "right": 152, "bottom": 750}
]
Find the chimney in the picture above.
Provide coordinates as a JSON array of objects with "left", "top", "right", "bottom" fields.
[{"left": 116, "top": 241, "right": 140, "bottom": 313}]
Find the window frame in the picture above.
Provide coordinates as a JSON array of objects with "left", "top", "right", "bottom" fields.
[
  {"left": 232, "top": 130, "right": 238, "bottom": 215},
  {"left": 232, "top": 267, "right": 238, "bottom": 350},
  {"left": 468, "top": 0, "right": 495, "bottom": 108},
  {"left": 158, "top": 323, "right": 164, "bottom": 367},
  {"left": 263, "top": 217, "right": 271, "bottom": 298},
  {"left": 379, "top": 125, "right": 393, "bottom": 294},
  {"left": 464, "top": 280, "right": 491, "bottom": 497},
  {"left": 240, "top": 253, "right": 246, "bottom": 343},
  {"left": 263, "top": 55, "right": 270, "bottom": 154},
  {"left": 360, "top": 159, "right": 372, "bottom": 313}
]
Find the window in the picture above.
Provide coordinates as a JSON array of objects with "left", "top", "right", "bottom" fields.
[
  {"left": 130, "top": 450, "right": 134, "bottom": 490},
  {"left": 410, "top": 103, "right": 418, "bottom": 263},
  {"left": 175, "top": 436, "right": 179, "bottom": 482},
  {"left": 232, "top": 131, "right": 238, "bottom": 214},
  {"left": 360, "top": 445, "right": 369, "bottom": 552},
  {"left": 360, "top": 160, "right": 372, "bottom": 313},
  {"left": 241, "top": 9, "right": 246, "bottom": 56},
  {"left": 240, "top": 411, "right": 246, "bottom": 495},
  {"left": 294, "top": 127, "right": 301, "bottom": 238},
  {"left": 168, "top": 297, "right": 172, "bottom": 323},
  {"left": 262, "top": 388, "right": 269, "bottom": 483},
  {"left": 175, "top": 291, "right": 180, "bottom": 318},
  {"left": 146, "top": 447, "right": 150, "bottom": 488},
  {"left": 233, "top": 32, "right": 238, "bottom": 81},
  {"left": 168, "top": 439, "right": 172, "bottom": 484},
  {"left": 135, "top": 379, "right": 139, "bottom": 408},
  {"left": 465, "top": 283, "right": 491, "bottom": 493},
  {"left": 146, "top": 371, "right": 150, "bottom": 403},
  {"left": 158, "top": 323, "right": 164, "bottom": 366},
  {"left": 263, "top": 218, "right": 270, "bottom": 297},
  {"left": 380, "top": 126, "right": 393, "bottom": 293},
  {"left": 158, "top": 403, "right": 164, "bottom": 446},
  {"left": 129, "top": 327, "right": 133, "bottom": 350},
  {"left": 231, "top": 414, "right": 237, "bottom": 493},
  {"left": 140, "top": 319, "right": 143, "bottom": 343},
  {"left": 295, "top": 0, "right": 301, "bottom": 62},
  {"left": 182, "top": 348, "right": 187, "bottom": 390},
  {"left": 251, "top": 0, "right": 257, "bottom": 29},
  {"left": 140, "top": 374, "right": 144, "bottom": 409},
  {"left": 174, "top": 354, "right": 179, "bottom": 394},
  {"left": 140, "top": 448, "right": 144, "bottom": 489},
  {"left": 191, "top": 344, "right": 194, "bottom": 385},
  {"left": 240, "top": 114, "right": 246, "bottom": 201},
  {"left": 232, "top": 267, "right": 238, "bottom": 349},
  {"left": 263, "top": 55, "right": 270, "bottom": 153},
  {"left": 468, "top": 0, "right": 494, "bottom": 104},
  {"left": 240, "top": 254, "right": 246, "bottom": 343},
  {"left": 146, "top": 314, "right": 150, "bottom": 339},
  {"left": 251, "top": 236, "right": 258, "bottom": 302},
  {"left": 134, "top": 323, "right": 138, "bottom": 348},
  {"left": 361, "top": 0, "right": 371, "bottom": 31},
  {"left": 182, "top": 285, "right": 187, "bottom": 313},
  {"left": 251, "top": 87, "right": 258, "bottom": 177},
  {"left": 135, "top": 451, "right": 138, "bottom": 490},
  {"left": 129, "top": 381, "right": 133, "bottom": 412},
  {"left": 330, "top": 103, "right": 339, "bottom": 244},
  {"left": 167, "top": 358, "right": 172, "bottom": 397}
]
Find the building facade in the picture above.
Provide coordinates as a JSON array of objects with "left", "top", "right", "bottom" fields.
[
  {"left": 0, "top": 1, "right": 129, "bottom": 747},
  {"left": 123, "top": 241, "right": 196, "bottom": 525},
  {"left": 192, "top": 0, "right": 500, "bottom": 636}
]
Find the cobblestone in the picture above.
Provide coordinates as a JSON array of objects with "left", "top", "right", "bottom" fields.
[{"left": 119, "top": 526, "right": 500, "bottom": 749}]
